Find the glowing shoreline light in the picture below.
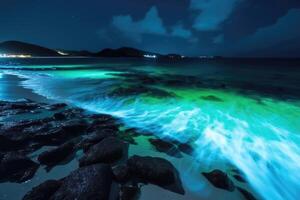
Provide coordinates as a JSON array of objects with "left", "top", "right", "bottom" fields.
[
  {"left": 0, "top": 54, "right": 31, "bottom": 58},
  {"left": 144, "top": 54, "right": 157, "bottom": 58},
  {"left": 5, "top": 65, "right": 300, "bottom": 200}
]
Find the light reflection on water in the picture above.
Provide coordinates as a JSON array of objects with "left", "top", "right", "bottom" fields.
[{"left": 1, "top": 59, "right": 300, "bottom": 200}]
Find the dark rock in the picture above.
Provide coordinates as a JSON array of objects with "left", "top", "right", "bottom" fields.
[
  {"left": 120, "top": 185, "right": 141, "bottom": 200},
  {"left": 0, "top": 135, "right": 23, "bottom": 151},
  {"left": 33, "top": 119, "right": 87, "bottom": 144},
  {"left": 237, "top": 187, "right": 257, "bottom": 200},
  {"left": 202, "top": 170, "right": 235, "bottom": 192},
  {"left": 177, "top": 143, "right": 194, "bottom": 155},
  {"left": 47, "top": 103, "right": 67, "bottom": 111},
  {"left": 0, "top": 152, "right": 39, "bottom": 183},
  {"left": 233, "top": 174, "right": 246, "bottom": 183},
  {"left": 51, "top": 164, "right": 112, "bottom": 200},
  {"left": 38, "top": 141, "right": 75, "bottom": 166},
  {"left": 53, "top": 112, "right": 66, "bottom": 121},
  {"left": 112, "top": 164, "right": 131, "bottom": 183},
  {"left": 231, "top": 168, "right": 247, "bottom": 183},
  {"left": 79, "top": 137, "right": 126, "bottom": 167},
  {"left": 149, "top": 138, "right": 182, "bottom": 158},
  {"left": 22, "top": 180, "right": 62, "bottom": 200},
  {"left": 79, "top": 128, "right": 117, "bottom": 152},
  {"left": 90, "top": 113, "right": 117, "bottom": 124},
  {"left": 127, "top": 155, "right": 185, "bottom": 194},
  {"left": 5, "top": 102, "right": 41, "bottom": 111},
  {"left": 201, "top": 95, "right": 223, "bottom": 102}
]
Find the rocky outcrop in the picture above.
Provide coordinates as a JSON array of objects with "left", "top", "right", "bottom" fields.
[
  {"left": 112, "top": 164, "right": 131, "bottom": 183},
  {"left": 22, "top": 180, "right": 62, "bottom": 200},
  {"left": 79, "top": 137, "right": 126, "bottom": 167},
  {"left": 149, "top": 138, "right": 182, "bottom": 157},
  {"left": 0, "top": 152, "right": 39, "bottom": 183},
  {"left": 0, "top": 100, "right": 188, "bottom": 199},
  {"left": 119, "top": 185, "right": 141, "bottom": 200},
  {"left": 51, "top": 164, "right": 112, "bottom": 200},
  {"left": 37, "top": 141, "right": 75, "bottom": 167},
  {"left": 127, "top": 155, "right": 185, "bottom": 195},
  {"left": 202, "top": 170, "right": 235, "bottom": 192},
  {"left": 237, "top": 187, "right": 257, "bottom": 200}
]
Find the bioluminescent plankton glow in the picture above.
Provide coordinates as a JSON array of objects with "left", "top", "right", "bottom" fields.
[
  {"left": 1, "top": 59, "right": 298, "bottom": 200},
  {"left": 2, "top": 1, "right": 300, "bottom": 199}
]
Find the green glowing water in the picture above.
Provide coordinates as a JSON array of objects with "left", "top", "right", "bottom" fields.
[{"left": 1, "top": 58, "right": 300, "bottom": 200}]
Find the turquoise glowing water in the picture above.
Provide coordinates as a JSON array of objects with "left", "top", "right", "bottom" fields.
[{"left": 1, "top": 58, "right": 300, "bottom": 200}]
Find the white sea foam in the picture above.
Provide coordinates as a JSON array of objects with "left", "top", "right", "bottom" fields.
[{"left": 10, "top": 70, "right": 300, "bottom": 200}]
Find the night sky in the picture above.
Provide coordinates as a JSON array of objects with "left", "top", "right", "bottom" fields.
[{"left": 1, "top": 0, "right": 300, "bottom": 57}]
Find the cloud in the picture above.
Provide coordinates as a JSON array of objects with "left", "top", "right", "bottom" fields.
[
  {"left": 112, "top": 6, "right": 167, "bottom": 42},
  {"left": 222, "top": 0, "right": 300, "bottom": 40},
  {"left": 190, "top": 0, "right": 242, "bottom": 31},
  {"left": 171, "top": 24, "right": 192, "bottom": 39},
  {"left": 241, "top": 9, "right": 300, "bottom": 50},
  {"left": 213, "top": 34, "right": 224, "bottom": 44},
  {"left": 111, "top": 6, "right": 197, "bottom": 43}
]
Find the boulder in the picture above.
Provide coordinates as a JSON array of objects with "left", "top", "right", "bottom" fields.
[
  {"left": 112, "top": 164, "right": 131, "bottom": 183},
  {"left": 127, "top": 155, "right": 185, "bottom": 194},
  {"left": 22, "top": 180, "right": 62, "bottom": 200},
  {"left": 149, "top": 138, "right": 182, "bottom": 158},
  {"left": 47, "top": 103, "right": 67, "bottom": 111},
  {"left": 50, "top": 164, "right": 112, "bottom": 200},
  {"left": 79, "top": 137, "right": 126, "bottom": 167},
  {"left": 177, "top": 143, "right": 194, "bottom": 155},
  {"left": 237, "top": 187, "right": 257, "bottom": 200},
  {"left": 79, "top": 129, "right": 117, "bottom": 152},
  {"left": 53, "top": 112, "right": 66, "bottom": 121},
  {"left": 38, "top": 141, "right": 75, "bottom": 166},
  {"left": 233, "top": 174, "right": 246, "bottom": 183},
  {"left": 33, "top": 119, "right": 87, "bottom": 144},
  {"left": 0, "top": 152, "right": 39, "bottom": 183},
  {"left": 202, "top": 170, "right": 235, "bottom": 191},
  {"left": 120, "top": 185, "right": 141, "bottom": 200},
  {"left": 0, "top": 135, "right": 22, "bottom": 151}
]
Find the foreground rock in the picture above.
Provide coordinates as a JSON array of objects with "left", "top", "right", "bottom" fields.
[
  {"left": 149, "top": 138, "right": 182, "bottom": 158},
  {"left": 51, "top": 164, "right": 112, "bottom": 200},
  {"left": 79, "top": 137, "right": 126, "bottom": 167},
  {"left": 237, "top": 187, "right": 257, "bottom": 200},
  {"left": 0, "top": 152, "right": 39, "bottom": 183},
  {"left": 78, "top": 129, "right": 117, "bottom": 152},
  {"left": 112, "top": 164, "right": 131, "bottom": 183},
  {"left": 23, "top": 180, "right": 62, "bottom": 200},
  {"left": 202, "top": 170, "right": 235, "bottom": 192},
  {"left": 37, "top": 141, "right": 75, "bottom": 167},
  {"left": 127, "top": 155, "right": 185, "bottom": 195},
  {"left": 120, "top": 185, "right": 141, "bottom": 200},
  {"left": 33, "top": 119, "right": 88, "bottom": 145}
]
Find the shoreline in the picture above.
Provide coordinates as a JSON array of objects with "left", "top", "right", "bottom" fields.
[
  {"left": 0, "top": 74, "right": 251, "bottom": 200},
  {"left": 0, "top": 73, "right": 54, "bottom": 103}
]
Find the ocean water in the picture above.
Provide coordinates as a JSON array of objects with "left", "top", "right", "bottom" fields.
[{"left": 1, "top": 57, "right": 300, "bottom": 200}]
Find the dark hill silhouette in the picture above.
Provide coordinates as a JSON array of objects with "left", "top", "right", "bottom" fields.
[
  {"left": 0, "top": 41, "right": 186, "bottom": 59},
  {"left": 96, "top": 47, "right": 160, "bottom": 58},
  {"left": 0, "top": 41, "right": 60, "bottom": 57}
]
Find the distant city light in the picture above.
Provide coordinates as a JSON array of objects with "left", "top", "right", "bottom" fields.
[
  {"left": 0, "top": 54, "right": 31, "bottom": 58},
  {"left": 57, "top": 51, "right": 69, "bottom": 56},
  {"left": 198, "top": 55, "right": 214, "bottom": 59},
  {"left": 144, "top": 54, "right": 157, "bottom": 58}
]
